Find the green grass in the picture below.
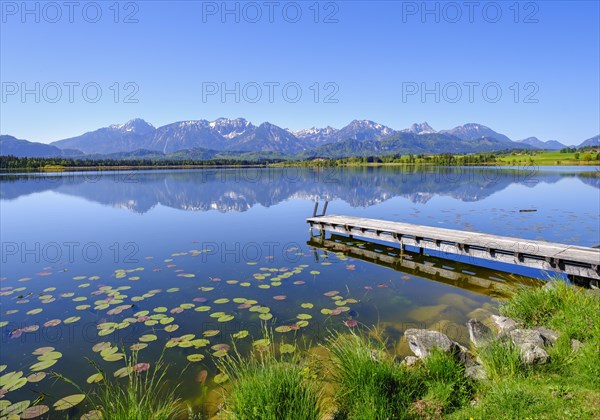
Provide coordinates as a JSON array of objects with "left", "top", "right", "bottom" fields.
[
  {"left": 447, "top": 279, "right": 600, "bottom": 419},
  {"left": 219, "top": 336, "right": 323, "bottom": 420},
  {"left": 500, "top": 280, "right": 600, "bottom": 342},
  {"left": 326, "top": 332, "right": 424, "bottom": 419},
  {"left": 477, "top": 338, "right": 525, "bottom": 380},
  {"left": 56, "top": 352, "right": 186, "bottom": 419}
]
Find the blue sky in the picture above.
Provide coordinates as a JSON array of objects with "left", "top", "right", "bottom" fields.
[{"left": 1, "top": 1, "right": 599, "bottom": 145}]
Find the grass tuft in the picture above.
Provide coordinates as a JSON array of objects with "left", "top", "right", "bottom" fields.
[
  {"left": 219, "top": 333, "right": 323, "bottom": 420},
  {"left": 326, "top": 331, "right": 425, "bottom": 419}
]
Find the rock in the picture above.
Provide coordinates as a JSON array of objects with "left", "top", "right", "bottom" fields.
[
  {"left": 467, "top": 319, "right": 493, "bottom": 348},
  {"left": 490, "top": 315, "right": 519, "bottom": 335},
  {"left": 570, "top": 339, "right": 583, "bottom": 352},
  {"left": 533, "top": 327, "right": 560, "bottom": 346},
  {"left": 401, "top": 356, "right": 419, "bottom": 367},
  {"left": 404, "top": 329, "right": 457, "bottom": 359},
  {"left": 509, "top": 329, "right": 545, "bottom": 348},
  {"left": 519, "top": 343, "right": 549, "bottom": 364},
  {"left": 465, "top": 364, "right": 487, "bottom": 381},
  {"left": 466, "top": 307, "right": 493, "bottom": 322}
]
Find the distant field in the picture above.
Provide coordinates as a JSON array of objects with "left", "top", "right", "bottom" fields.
[{"left": 495, "top": 151, "right": 599, "bottom": 165}]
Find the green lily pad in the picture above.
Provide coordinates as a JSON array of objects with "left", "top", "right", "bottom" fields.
[
  {"left": 64, "top": 316, "right": 80, "bottom": 324},
  {"left": 26, "top": 308, "right": 42, "bottom": 315},
  {"left": 139, "top": 334, "right": 158, "bottom": 342},
  {"left": 53, "top": 394, "right": 85, "bottom": 411},
  {"left": 1, "top": 400, "right": 30, "bottom": 416},
  {"left": 232, "top": 330, "right": 248, "bottom": 339},
  {"left": 296, "top": 314, "right": 312, "bottom": 320},
  {"left": 214, "top": 298, "right": 229, "bottom": 304},
  {"left": 32, "top": 347, "right": 55, "bottom": 356},
  {"left": 300, "top": 303, "right": 314, "bottom": 309},
  {"left": 26, "top": 372, "right": 46, "bottom": 383},
  {"left": 187, "top": 354, "right": 205, "bottom": 362},
  {"left": 214, "top": 372, "right": 229, "bottom": 384},
  {"left": 86, "top": 373, "right": 103, "bottom": 384},
  {"left": 280, "top": 344, "right": 296, "bottom": 354},
  {"left": 20, "top": 404, "right": 50, "bottom": 419},
  {"left": 30, "top": 360, "right": 57, "bottom": 371}
]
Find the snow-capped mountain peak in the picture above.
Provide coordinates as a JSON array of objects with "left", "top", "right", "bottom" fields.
[
  {"left": 401, "top": 122, "right": 437, "bottom": 135},
  {"left": 109, "top": 118, "right": 155, "bottom": 134}
]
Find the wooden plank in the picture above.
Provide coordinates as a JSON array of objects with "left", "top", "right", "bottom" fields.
[{"left": 307, "top": 215, "right": 600, "bottom": 280}]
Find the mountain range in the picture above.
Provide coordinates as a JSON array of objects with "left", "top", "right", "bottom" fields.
[{"left": 2, "top": 118, "right": 598, "bottom": 159}]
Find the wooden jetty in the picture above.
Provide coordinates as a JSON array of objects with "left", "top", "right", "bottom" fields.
[{"left": 307, "top": 214, "right": 600, "bottom": 281}]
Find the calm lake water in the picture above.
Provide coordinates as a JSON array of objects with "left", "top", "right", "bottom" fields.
[{"left": 1, "top": 166, "right": 598, "bottom": 416}]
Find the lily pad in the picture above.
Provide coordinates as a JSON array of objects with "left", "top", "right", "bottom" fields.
[
  {"left": 30, "top": 360, "right": 57, "bottom": 371},
  {"left": 86, "top": 373, "right": 103, "bottom": 384},
  {"left": 26, "top": 372, "right": 46, "bottom": 383},
  {"left": 20, "top": 404, "right": 50, "bottom": 419},
  {"left": 53, "top": 394, "right": 85, "bottom": 411},
  {"left": 139, "top": 334, "right": 158, "bottom": 342},
  {"left": 280, "top": 344, "right": 296, "bottom": 354},
  {"left": 187, "top": 354, "right": 205, "bottom": 362},
  {"left": 32, "top": 347, "right": 55, "bottom": 356},
  {"left": 232, "top": 330, "right": 248, "bottom": 339},
  {"left": 214, "top": 372, "right": 229, "bottom": 384}
]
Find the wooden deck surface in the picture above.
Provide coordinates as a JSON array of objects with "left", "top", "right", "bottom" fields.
[{"left": 307, "top": 215, "right": 600, "bottom": 280}]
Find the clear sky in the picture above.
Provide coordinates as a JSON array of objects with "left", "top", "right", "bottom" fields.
[{"left": 1, "top": 0, "right": 599, "bottom": 145}]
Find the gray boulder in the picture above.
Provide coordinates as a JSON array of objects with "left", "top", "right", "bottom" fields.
[
  {"left": 465, "top": 364, "right": 487, "bottom": 381},
  {"left": 404, "top": 329, "right": 456, "bottom": 358},
  {"left": 401, "top": 356, "right": 419, "bottom": 367},
  {"left": 520, "top": 343, "right": 549, "bottom": 364},
  {"left": 467, "top": 319, "right": 493, "bottom": 348},
  {"left": 509, "top": 329, "right": 545, "bottom": 348},
  {"left": 533, "top": 326, "right": 560, "bottom": 346},
  {"left": 490, "top": 315, "right": 519, "bottom": 335}
]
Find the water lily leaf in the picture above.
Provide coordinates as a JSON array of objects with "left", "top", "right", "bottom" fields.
[
  {"left": 164, "top": 324, "right": 179, "bottom": 333},
  {"left": 195, "top": 306, "right": 211, "bottom": 312},
  {"left": 187, "top": 354, "right": 205, "bottom": 362},
  {"left": 179, "top": 303, "right": 195, "bottom": 310},
  {"left": 43, "top": 318, "right": 60, "bottom": 326},
  {"left": 30, "top": 360, "right": 57, "bottom": 371},
  {"left": 213, "top": 298, "right": 229, "bottom": 304},
  {"left": 139, "top": 334, "right": 157, "bottom": 342},
  {"left": 214, "top": 372, "right": 229, "bottom": 384},
  {"left": 76, "top": 305, "right": 91, "bottom": 310},
  {"left": 191, "top": 339, "right": 210, "bottom": 348},
  {"left": 321, "top": 308, "right": 333, "bottom": 315},
  {"left": 98, "top": 327, "right": 115, "bottom": 336},
  {"left": 103, "top": 353, "right": 124, "bottom": 362},
  {"left": 273, "top": 295, "right": 287, "bottom": 301},
  {"left": 232, "top": 330, "right": 248, "bottom": 339},
  {"left": 53, "top": 394, "right": 85, "bottom": 411},
  {"left": 153, "top": 307, "right": 167, "bottom": 313},
  {"left": 0, "top": 321, "right": 8, "bottom": 327},
  {"left": 240, "top": 282, "right": 251, "bottom": 287},
  {"left": 130, "top": 343, "right": 148, "bottom": 351},
  {"left": 26, "top": 372, "right": 46, "bottom": 383},
  {"left": 252, "top": 338, "right": 270, "bottom": 347},
  {"left": 37, "top": 351, "right": 62, "bottom": 361},
  {"left": 114, "top": 367, "right": 133, "bottom": 378},
  {"left": 166, "top": 288, "right": 180, "bottom": 292},
  {"left": 100, "top": 347, "right": 118, "bottom": 357},
  {"left": 79, "top": 410, "right": 103, "bottom": 420},
  {"left": 297, "top": 320, "right": 309, "bottom": 327},
  {"left": 212, "top": 350, "right": 228, "bottom": 358},
  {"left": 203, "top": 330, "right": 220, "bottom": 337},
  {"left": 218, "top": 315, "right": 234, "bottom": 322},
  {"left": 134, "top": 310, "right": 149, "bottom": 317},
  {"left": 280, "top": 344, "right": 296, "bottom": 354},
  {"left": 258, "top": 313, "right": 273, "bottom": 321},
  {"left": 73, "top": 297, "right": 87, "bottom": 302},
  {"left": 296, "top": 314, "right": 312, "bottom": 320},
  {"left": 32, "top": 347, "right": 55, "bottom": 356},
  {"left": 86, "top": 373, "right": 103, "bottom": 384},
  {"left": 310, "top": 271, "right": 320, "bottom": 275},
  {"left": 258, "top": 284, "right": 270, "bottom": 289},
  {"left": 300, "top": 303, "right": 314, "bottom": 309},
  {"left": 64, "top": 316, "right": 80, "bottom": 324},
  {"left": 160, "top": 317, "right": 174, "bottom": 325},
  {"left": 0, "top": 400, "right": 30, "bottom": 416},
  {"left": 92, "top": 342, "right": 111, "bottom": 352},
  {"left": 20, "top": 404, "right": 49, "bottom": 419},
  {"left": 232, "top": 298, "right": 247, "bottom": 303},
  {"left": 275, "top": 326, "right": 292, "bottom": 333},
  {"left": 0, "top": 365, "right": 5, "bottom": 373},
  {"left": 26, "top": 308, "right": 42, "bottom": 315},
  {"left": 5, "top": 376, "right": 27, "bottom": 391}
]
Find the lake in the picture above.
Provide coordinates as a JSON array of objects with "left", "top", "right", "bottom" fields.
[{"left": 1, "top": 166, "right": 598, "bottom": 416}]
